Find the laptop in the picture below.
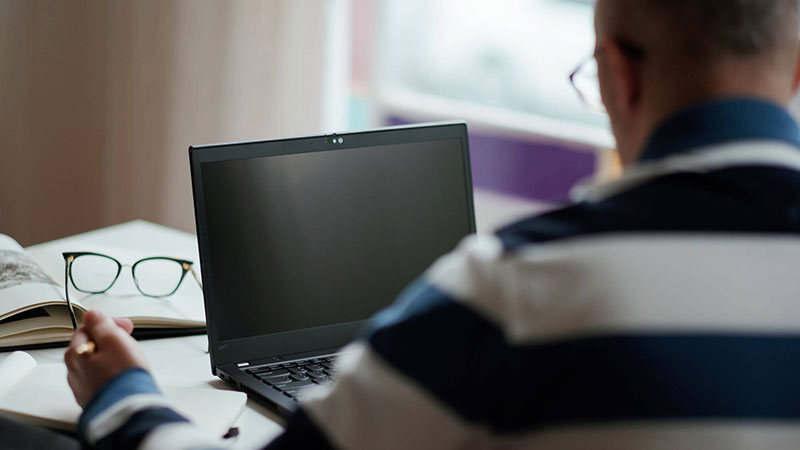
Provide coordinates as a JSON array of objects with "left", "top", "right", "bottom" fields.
[{"left": 188, "top": 122, "right": 476, "bottom": 418}]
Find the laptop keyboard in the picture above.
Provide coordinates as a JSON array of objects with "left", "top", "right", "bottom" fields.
[{"left": 246, "top": 355, "right": 338, "bottom": 401}]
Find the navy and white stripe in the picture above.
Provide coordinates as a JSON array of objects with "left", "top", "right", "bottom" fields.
[
  {"left": 301, "top": 98, "right": 800, "bottom": 449},
  {"left": 79, "top": 97, "right": 800, "bottom": 449}
]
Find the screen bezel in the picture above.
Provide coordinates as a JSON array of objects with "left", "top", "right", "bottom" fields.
[{"left": 189, "top": 122, "right": 475, "bottom": 372}]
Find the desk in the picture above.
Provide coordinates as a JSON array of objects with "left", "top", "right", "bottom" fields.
[
  {"left": 1, "top": 221, "right": 284, "bottom": 449},
  {"left": 0, "top": 188, "right": 549, "bottom": 449}
]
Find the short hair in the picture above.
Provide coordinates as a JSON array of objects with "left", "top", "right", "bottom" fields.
[{"left": 606, "top": 0, "right": 800, "bottom": 61}]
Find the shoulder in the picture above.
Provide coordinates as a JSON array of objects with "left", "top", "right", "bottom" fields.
[{"left": 499, "top": 147, "right": 800, "bottom": 252}]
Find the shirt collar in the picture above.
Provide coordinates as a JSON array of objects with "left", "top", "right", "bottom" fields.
[{"left": 638, "top": 97, "right": 800, "bottom": 162}]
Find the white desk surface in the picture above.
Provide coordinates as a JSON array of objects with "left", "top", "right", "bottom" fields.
[{"left": 1, "top": 188, "right": 550, "bottom": 449}]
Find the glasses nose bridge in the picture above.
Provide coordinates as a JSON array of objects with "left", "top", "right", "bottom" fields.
[{"left": 120, "top": 263, "right": 135, "bottom": 277}]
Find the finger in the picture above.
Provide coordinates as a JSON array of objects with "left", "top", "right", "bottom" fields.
[
  {"left": 82, "top": 310, "right": 126, "bottom": 347},
  {"left": 65, "top": 328, "right": 90, "bottom": 367},
  {"left": 66, "top": 372, "right": 88, "bottom": 408},
  {"left": 113, "top": 317, "right": 134, "bottom": 335},
  {"left": 82, "top": 309, "right": 100, "bottom": 324},
  {"left": 68, "top": 327, "right": 90, "bottom": 351}
]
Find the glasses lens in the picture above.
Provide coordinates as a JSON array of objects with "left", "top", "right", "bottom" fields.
[
  {"left": 133, "top": 258, "right": 184, "bottom": 297},
  {"left": 70, "top": 254, "right": 120, "bottom": 293},
  {"left": 573, "top": 58, "right": 605, "bottom": 113}
]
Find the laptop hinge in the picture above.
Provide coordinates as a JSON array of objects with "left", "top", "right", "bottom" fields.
[{"left": 236, "top": 361, "right": 250, "bottom": 368}]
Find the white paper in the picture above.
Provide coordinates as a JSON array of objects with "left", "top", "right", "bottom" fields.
[
  {"left": 0, "top": 351, "right": 37, "bottom": 396},
  {"left": 0, "top": 351, "right": 246, "bottom": 434}
]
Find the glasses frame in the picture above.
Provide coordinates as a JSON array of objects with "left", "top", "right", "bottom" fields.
[
  {"left": 569, "top": 38, "right": 646, "bottom": 113},
  {"left": 569, "top": 54, "right": 604, "bottom": 113},
  {"left": 62, "top": 252, "right": 203, "bottom": 329}
]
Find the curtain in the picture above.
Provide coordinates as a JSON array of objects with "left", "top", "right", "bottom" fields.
[{"left": 0, "top": 0, "right": 348, "bottom": 246}]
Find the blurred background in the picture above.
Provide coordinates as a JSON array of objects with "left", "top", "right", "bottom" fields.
[{"left": 7, "top": 0, "right": 785, "bottom": 246}]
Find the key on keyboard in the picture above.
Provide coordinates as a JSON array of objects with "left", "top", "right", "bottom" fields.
[{"left": 246, "top": 354, "right": 339, "bottom": 400}]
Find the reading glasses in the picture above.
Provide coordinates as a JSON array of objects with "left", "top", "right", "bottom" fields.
[{"left": 62, "top": 252, "right": 202, "bottom": 329}]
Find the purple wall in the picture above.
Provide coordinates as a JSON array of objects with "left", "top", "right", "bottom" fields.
[{"left": 388, "top": 116, "right": 597, "bottom": 203}]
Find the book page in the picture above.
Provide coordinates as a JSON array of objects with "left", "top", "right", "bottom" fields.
[
  {"left": 0, "top": 234, "right": 25, "bottom": 253},
  {"left": 0, "top": 306, "right": 74, "bottom": 340},
  {"left": 0, "top": 363, "right": 80, "bottom": 430},
  {"left": 77, "top": 292, "right": 204, "bottom": 327},
  {"left": 0, "top": 327, "right": 74, "bottom": 348},
  {"left": 161, "top": 385, "right": 247, "bottom": 436},
  {"left": 0, "top": 351, "right": 37, "bottom": 396},
  {"left": 0, "top": 354, "right": 247, "bottom": 434},
  {"left": 0, "top": 234, "right": 67, "bottom": 320}
]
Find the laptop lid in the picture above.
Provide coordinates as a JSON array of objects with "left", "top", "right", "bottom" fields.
[{"left": 189, "top": 122, "right": 475, "bottom": 374}]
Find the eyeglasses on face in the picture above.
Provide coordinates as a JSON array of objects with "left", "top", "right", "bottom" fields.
[
  {"left": 568, "top": 38, "right": 646, "bottom": 114},
  {"left": 570, "top": 54, "right": 604, "bottom": 113}
]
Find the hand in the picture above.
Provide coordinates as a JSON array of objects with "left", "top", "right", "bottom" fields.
[{"left": 64, "top": 310, "right": 149, "bottom": 407}]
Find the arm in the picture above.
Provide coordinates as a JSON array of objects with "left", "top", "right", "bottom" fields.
[
  {"left": 66, "top": 235, "right": 506, "bottom": 450},
  {"left": 65, "top": 311, "right": 224, "bottom": 449}
]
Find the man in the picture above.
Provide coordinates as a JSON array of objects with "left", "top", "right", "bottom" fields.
[{"left": 66, "top": 0, "right": 800, "bottom": 448}]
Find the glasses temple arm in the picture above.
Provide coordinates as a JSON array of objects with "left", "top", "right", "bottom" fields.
[
  {"left": 64, "top": 256, "right": 78, "bottom": 330},
  {"left": 188, "top": 266, "right": 203, "bottom": 289}
]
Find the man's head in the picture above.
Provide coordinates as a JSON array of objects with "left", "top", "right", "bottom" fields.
[{"left": 594, "top": 0, "right": 800, "bottom": 164}]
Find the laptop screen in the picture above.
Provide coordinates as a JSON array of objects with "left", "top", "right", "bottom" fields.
[{"left": 198, "top": 133, "right": 473, "bottom": 343}]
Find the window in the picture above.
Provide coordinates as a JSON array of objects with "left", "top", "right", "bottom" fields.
[{"left": 370, "top": 0, "right": 611, "bottom": 147}]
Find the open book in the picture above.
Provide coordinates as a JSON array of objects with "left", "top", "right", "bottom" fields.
[
  {"left": 0, "top": 351, "right": 246, "bottom": 434},
  {"left": 0, "top": 233, "right": 206, "bottom": 350}
]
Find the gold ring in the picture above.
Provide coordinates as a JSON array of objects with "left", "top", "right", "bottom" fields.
[{"left": 75, "top": 341, "right": 96, "bottom": 356}]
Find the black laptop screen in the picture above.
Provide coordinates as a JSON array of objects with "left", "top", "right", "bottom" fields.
[{"left": 201, "top": 138, "right": 472, "bottom": 342}]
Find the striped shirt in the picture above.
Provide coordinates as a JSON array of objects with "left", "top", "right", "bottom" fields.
[{"left": 79, "top": 97, "right": 800, "bottom": 449}]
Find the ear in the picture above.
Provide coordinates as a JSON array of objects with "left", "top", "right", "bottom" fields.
[
  {"left": 601, "top": 36, "right": 643, "bottom": 113},
  {"left": 792, "top": 43, "right": 800, "bottom": 95}
]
